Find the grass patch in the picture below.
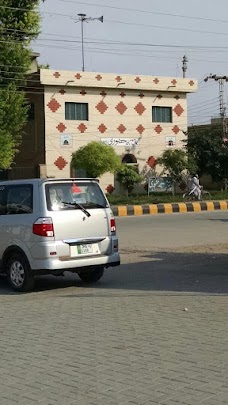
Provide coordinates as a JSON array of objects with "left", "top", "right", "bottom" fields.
[{"left": 107, "top": 191, "right": 228, "bottom": 205}]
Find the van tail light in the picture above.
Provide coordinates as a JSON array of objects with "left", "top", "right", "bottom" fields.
[
  {"left": 110, "top": 218, "right": 116, "bottom": 234},
  {"left": 33, "top": 217, "right": 54, "bottom": 237}
]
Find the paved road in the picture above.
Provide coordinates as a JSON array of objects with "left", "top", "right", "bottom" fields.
[{"left": 0, "top": 211, "right": 228, "bottom": 405}]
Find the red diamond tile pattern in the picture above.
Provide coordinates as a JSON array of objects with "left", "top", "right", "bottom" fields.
[
  {"left": 138, "top": 93, "right": 144, "bottom": 98},
  {"left": 117, "top": 124, "right": 126, "bottom": 134},
  {"left": 53, "top": 71, "right": 61, "bottom": 78},
  {"left": 136, "top": 125, "right": 145, "bottom": 135},
  {"left": 135, "top": 76, "right": 141, "bottom": 83},
  {"left": 47, "top": 98, "right": 61, "bottom": 113},
  {"left": 56, "top": 123, "right": 66, "bottom": 133},
  {"left": 96, "top": 100, "right": 108, "bottom": 114},
  {"left": 59, "top": 89, "right": 66, "bottom": 95},
  {"left": 77, "top": 123, "right": 87, "bottom": 133},
  {"left": 147, "top": 156, "right": 157, "bottom": 168},
  {"left": 54, "top": 156, "right": 67, "bottom": 171},
  {"left": 155, "top": 125, "right": 163, "bottom": 134},
  {"left": 115, "top": 102, "right": 127, "bottom": 115},
  {"left": 189, "top": 80, "right": 195, "bottom": 86},
  {"left": 119, "top": 92, "right": 126, "bottom": 98},
  {"left": 100, "top": 91, "right": 107, "bottom": 97},
  {"left": 153, "top": 78, "right": 159, "bottom": 84},
  {"left": 98, "top": 124, "right": 107, "bottom": 133},
  {"left": 115, "top": 76, "right": 122, "bottom": 82},
  {"left": 172, "top": 125, "right": 180, "bottom": 134},
  {"left": 173, "top": 104, "right": 184, "bottom": 117},
  {"left": 75, "top": 73, "right": 82, "bottom": 79},
  {"left": 96, "top": 74, "right": 102, "bottom": 81},
  {"left": 134, "top": 102, "right": 146, "bottom": 115},
  {"left": 80, "top": 89, "right": 87, "bottom": 96},
  {"left": 171, "top": 79, "right": 177, "bottom": 85}
]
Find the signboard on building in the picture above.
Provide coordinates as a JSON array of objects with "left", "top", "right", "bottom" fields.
[
  {"left": 101, "top": 138, "right": 140, "bottom": 147},
  {"left": 60, "top": 134, "right": 72, "bottom": 147}
]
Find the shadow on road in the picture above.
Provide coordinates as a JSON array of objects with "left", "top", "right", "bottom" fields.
[{"left": 0, "top": 250, "right": 227, "bottom": 296}]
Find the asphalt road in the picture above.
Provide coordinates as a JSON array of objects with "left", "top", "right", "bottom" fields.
[
  {"left": 116, "top": 210, "right": 228, "bottom": 250},
  {"left": 0, "top": 211, "right": 228, "bottom": 405}
]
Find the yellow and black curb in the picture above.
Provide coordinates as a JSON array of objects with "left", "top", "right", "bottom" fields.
[{"left": 111, "top": 200, "right": 228, "bottom": 216}]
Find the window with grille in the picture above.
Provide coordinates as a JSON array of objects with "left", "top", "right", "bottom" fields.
[
  {"left": 152, "top": 106, "right": 172, "bottom": 123},
  {"left": 65, "top": 102, "right": 88, "bottom": 120}
]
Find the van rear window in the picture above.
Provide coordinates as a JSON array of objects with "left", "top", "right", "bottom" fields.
[{"left": 45, "top": 182, "right": 108, "bottom": 211}]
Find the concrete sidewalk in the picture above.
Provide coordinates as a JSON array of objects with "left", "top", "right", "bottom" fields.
[{"left": 111, "top": 200, "right": 228, "bottom": 216}]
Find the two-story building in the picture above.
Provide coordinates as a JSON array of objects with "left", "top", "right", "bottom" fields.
[{"left": 11, "top": 67, "right": 197, "bottom": 191}]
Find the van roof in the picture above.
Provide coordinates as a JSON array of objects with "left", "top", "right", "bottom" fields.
[{"left": 0, "top": 178, "right": 99, "bottom": 186}]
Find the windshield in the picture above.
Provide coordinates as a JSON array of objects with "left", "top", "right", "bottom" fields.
[{"left": 45, "top": 181, "right": 108, "bottom": 212}]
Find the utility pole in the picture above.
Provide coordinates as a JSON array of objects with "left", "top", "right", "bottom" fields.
[
  {"left": 204, "top": 74, "right": 228, "bottom": 138},
  {"left": 182, "top": 55, "right": 188, "bottom": 78},
  {"left": 77, "top": 13, "right": 103, "bottom": 72}
]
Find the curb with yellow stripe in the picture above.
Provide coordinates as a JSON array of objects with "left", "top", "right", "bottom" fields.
[{"left": 111, "top": 200, "right": 228, "bottom": 216}]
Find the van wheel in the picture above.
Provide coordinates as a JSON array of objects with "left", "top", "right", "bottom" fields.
[
  {"left": 78, "top": 266, "right": 104, "bottom": 283},
  {"left": 6, "top": 254, "right": 35, "bottom": 292}
]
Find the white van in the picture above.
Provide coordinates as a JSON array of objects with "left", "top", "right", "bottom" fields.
[{"left": 0, "top": 178, "right": 120, "bottom": 292}]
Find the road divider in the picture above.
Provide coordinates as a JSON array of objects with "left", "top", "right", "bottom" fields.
[{"left": 111, "top": 200, "right": 228, "bottom": 216}]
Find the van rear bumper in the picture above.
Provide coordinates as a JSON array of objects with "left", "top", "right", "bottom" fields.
[{"left": 30, "top": 252, "right": 120, "bottom": 272}]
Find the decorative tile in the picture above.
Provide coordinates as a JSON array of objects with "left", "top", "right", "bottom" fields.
[
  {"left": 172, "top": 125, "right": 180, "bottom": 134},
  {"left": 189, "top": 80, "right": 195, "bottom": 86},
  {"left": 174, "top": 95, "right": 180, "bottom": 100},
  {"left": 54, "top": 156, "right": 67, "bottom": 170},
  {"left": 171, "top": 79, "right": 177, "bottom": 85},
  {"left": 98, "top": 124, "right": 107, "bottom": 133},
  {"left": 153, "top": 78, "right": 159, "bottom": 84},
  {"left": 56, "top": 123, "right": 66, "bottom": 133},
  {"left": 135, "top": 76, "right": 141, "bottom": 83},
  {"left": 96, "top": 74, "right": 102, "bottom": 81},
  {"left": 147, "top": 156, "right": 157, "bottom": 168},
  {"left": 53, "top": 71, "right": 61, "bottom": 78},
  {"left": 134, "top": 102, "right": 146, "bottom": 115},
  {"left": 80, "top": 89, "right": 87, "bottom": 96},
  {"left": 96, "top": 100, "right": 108, "bottom": 114},
  {"left": 115, "top": 102, "right": 127, "bottom": 115},
  {"left": 115, "top": 75, "right": 122, "bottom": 82},
  {"left": 106, "top": 184, "right": 114, "bottom": 193},
  {"left": 173, "top": 104, "right": 184, "bottom": 117},
  {"left": 77, "top": 123, "right": 87, "bottom": 133},
  {"left": 117, "top": 124, "right": 126, "bottom": 134},
  {"left": 119, "top": 92, "right": 126, "bottom": 98},
  {"left": 138, "top": 93, "right": 144, "bottom": 98},
  {"left": 154, "top": 125, "right": 163, "bottom": 134},
  {"left": 59, "top": 89, "right": 66, "bottom": 95},
  {"left": 100, "top": 91, "right": 107, "bottom": 97},
  {"left": 157, "top": 94, "right": 163, "bottom": 99},
  {"left": 47, "top": 98, "right": 61, "bottom": 113},
  {"left": 136, "top": 124, "right": 145, "bottom": 135},
  {"left": 75, "top": 73, "right": 82, "bottom": 79}
]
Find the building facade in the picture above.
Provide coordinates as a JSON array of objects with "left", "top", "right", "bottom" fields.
[{"left": 12, "top": 68, "right": 197, "bottom": 191}]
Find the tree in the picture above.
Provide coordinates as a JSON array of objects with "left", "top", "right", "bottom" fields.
[
  {"left": 186, "top": 124, "right": 228, "bottom": 184},
  {"left": 0, "top": 0, "right": 44, "bottom": 169},
  {"left": 116, "top": 165, "right": 142, "bottom": 195},
  {"left": 157, "top": 149, "right": 197, "bottom": 183},
  {"left": 71, "top": 141, "right": 121, "bottom": 178}
]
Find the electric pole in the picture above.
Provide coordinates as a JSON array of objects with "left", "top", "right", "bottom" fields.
[
  {"left": 182, "top": 55, "right": 188, "bottom": 78},
  {"left": 204, "top": 74, "right": 228, "bottom": 138},
  {"left": 77, "top": 13, "right": 104, "bottom": 72}
]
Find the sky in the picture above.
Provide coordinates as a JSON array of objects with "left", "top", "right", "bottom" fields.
[{"left": 35, "top": 0, "right": 228, "bottom": 126}]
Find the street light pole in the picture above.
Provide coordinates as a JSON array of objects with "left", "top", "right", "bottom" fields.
[{"left": 77, "top": 13, "right": 104, "bottom": 72}]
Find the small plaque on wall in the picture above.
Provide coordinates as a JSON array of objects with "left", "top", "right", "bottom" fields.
[{"left": 60, "top": 134, "right": 72, "bottom": 147}]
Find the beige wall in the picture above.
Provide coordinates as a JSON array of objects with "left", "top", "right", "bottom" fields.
[{"left": 41, "top": 69, "right": 197, "bottom": 192}]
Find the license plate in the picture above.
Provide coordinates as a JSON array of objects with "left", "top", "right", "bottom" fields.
[{"left": 77, "top": 244, "right": 93, "bottom": 254}]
